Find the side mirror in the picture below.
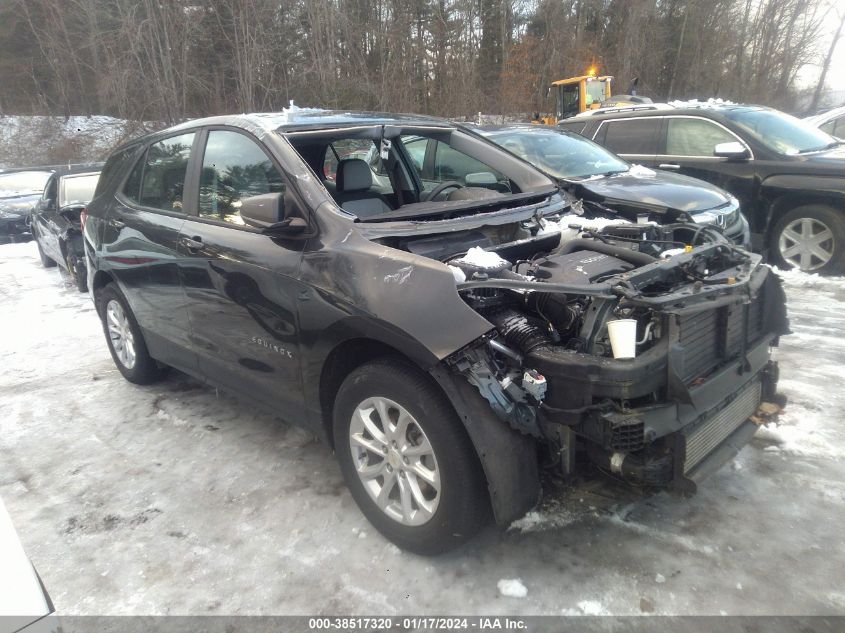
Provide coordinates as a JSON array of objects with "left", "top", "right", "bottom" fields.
[
  {"left": 465, "top": 171, "right": 498, "bottom": 186},
  {"left": 714, "top": 141, "right": 750, "bottom": 160},
  {"left": 240, "top": 192, "right": 285, "bottom": 229}
]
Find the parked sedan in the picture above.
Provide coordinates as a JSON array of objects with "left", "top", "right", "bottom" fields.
[
  {"left": 0, "top": 169, "right": 52, "bottom": 244},
  {"left": 82, "top": 110, "right": 788, "bottom": 553},
  {"left": 31, "top": 165, "right": 101, "bottom": 291},
  {"left": 560, "top": 104, "right": 845, "bottom": 273},
  {"left": 476, "top": 125, "right": 750, "bottom": 246},
  {"left": 805, "top": 105, "right": 845, "bottom": 141}
]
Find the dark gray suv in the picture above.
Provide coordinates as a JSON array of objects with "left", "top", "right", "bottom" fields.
[{"left": 82, "top": 110, "right": 788, "bottom": 553}]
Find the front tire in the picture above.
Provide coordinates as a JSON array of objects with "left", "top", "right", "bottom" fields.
[
  {"left": 771, "top": 205, "right": 845, "bottom": 273},
  {"left": 333, "top": 358, "right": 489, "bottom": 555},
  {"left": 96, "top": 283, "right": 167, "bottom": 384}
]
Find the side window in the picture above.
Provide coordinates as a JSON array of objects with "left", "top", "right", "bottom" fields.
[
  {"left": 123, "top": 133, "right": 195, "bottom": 212},
  {"left": 665, "top": 118, "right": 737, "bottom": 156},
  {"left": 97, "top": 146, "right": 141, "bottom": 199},
  {"left": 199, "top": 130, "right": 284, "bottom": 225},
  {"left": 42, "top": 177, "right": 57, "bottom": 206},
  {"left": 404, "top": 137, "right": 428, "bottom": 173},
  {"left": 601, "top": 119, "right": 660, "bottom": 155},
  {"left": 401, "top": 135, "right": 510, "bottom": 193},
  {"left": 820, "top": 120, "right": 835, "bottom": 135}
]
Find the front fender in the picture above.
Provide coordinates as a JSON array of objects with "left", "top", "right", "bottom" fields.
[{"left": 430, "top": 363, "right": 540, "bottom": 527}]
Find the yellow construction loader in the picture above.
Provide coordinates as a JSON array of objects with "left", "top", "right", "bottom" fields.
[{"left": 533, "top": 69, "right": 648, "bottom": 124}]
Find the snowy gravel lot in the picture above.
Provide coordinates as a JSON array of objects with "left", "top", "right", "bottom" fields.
[{"left": 1, "top": 241, "right": 844, "bottom": 616}]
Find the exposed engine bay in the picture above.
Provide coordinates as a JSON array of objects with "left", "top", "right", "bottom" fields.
[{"left": 415, "top": 213, "right": 790, "bottom": 491}]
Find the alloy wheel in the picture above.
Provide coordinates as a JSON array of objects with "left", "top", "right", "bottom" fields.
[
  {"left": 778, "top": 217, "right": 835, "bottom": 271},
  {"left": 106, "top": 299, "right": 136, "bottom": 369},
  {"left": 348, "top": 396, "right": 441, "bottom": 526}
]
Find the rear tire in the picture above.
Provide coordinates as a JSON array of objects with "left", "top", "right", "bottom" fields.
[
  {"left": 332, "top": 358, "right": 489, "bottom": 554},
  {"left": 34, "top": 228, "right": 56, "bottom": 268},
  {"left": 771, "top": 205, "right": 845, "bottom": 274},
  {"left": 96, "top": 283, "right": 168, "bottom": 384},
  {"left": 65, "top": 247, "right": 88, "bottom": 293}
]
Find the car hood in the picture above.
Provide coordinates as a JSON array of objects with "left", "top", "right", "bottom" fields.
[
  {"left": 564, "top": 168, "right": 731, "bottom": 218},
  {"left": 0, "top": 196, "right": 39, "bottom": 217},
  {"left": 788, "top": 144, "right": 845, "bottom": 170}
]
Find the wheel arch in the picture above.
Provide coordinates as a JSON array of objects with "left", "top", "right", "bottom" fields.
[
  {"left": 317, "top": 335, "right": 540, "bottom": 528},
  {"left": 761, "top": 179, "right": 845, "bottom": 249},
  {"left": 91, "top": 270, "right": 116, "bottom": 304}
]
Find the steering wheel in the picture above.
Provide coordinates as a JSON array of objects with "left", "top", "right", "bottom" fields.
[{"left": 421, "top": 180, "right": 464, "bottom": 202}]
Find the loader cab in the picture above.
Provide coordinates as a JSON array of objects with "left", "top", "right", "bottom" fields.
[{"left": 551, "top": 74, "right": 613, "bottom": 121}]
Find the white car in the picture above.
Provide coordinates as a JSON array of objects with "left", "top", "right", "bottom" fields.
[
  {"left": 805, "top": 105, "right": 845, "bottom": 140},
  {"left": 0, "top": 498, "right": 56, "bottom": 633}
]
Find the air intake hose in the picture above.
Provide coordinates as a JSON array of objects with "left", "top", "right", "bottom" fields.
[{"left": 554, "top": 239, "right": 657, "bottom": 267}]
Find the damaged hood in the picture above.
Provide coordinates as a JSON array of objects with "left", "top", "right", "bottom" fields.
[{"left": 564, "top": 169, "right": 731, "bottom": 218}]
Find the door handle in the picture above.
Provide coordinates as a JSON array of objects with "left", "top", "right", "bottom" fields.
[
  {"left": 109, "top": 218, "right": 125, "bottom": 229},
  {"left": 658, "top": 163, "right": 681, "bottom": 170},
  {"left": 180, "top": 236, "right": 203, "bottom": 252}
]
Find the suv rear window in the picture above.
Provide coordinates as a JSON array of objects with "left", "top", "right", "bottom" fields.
[
  {"left": 599, "top": 119, "right": 660, "bottom": 155},
  {"left": 124, "top": 133, "right": 195, "bottom": 212}
]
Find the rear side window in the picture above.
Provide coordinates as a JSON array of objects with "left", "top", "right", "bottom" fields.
[
  {"left": 124, "top": 133, "right": 195, "bottom": 212},
  {"left": 600, "top": 119, "right": 660, "bottom": 155},
  {"left": 665, "top": 118, "right": 737, "bottom": 156},
  {"left": 198, "top": 130, "right": 285, "bottom": 225},
  {"left": 96, "top": 146, "right": 140, "bottom": 199},
  {"left": 820, "top": 116, "right": 845, "bottom": 138}
]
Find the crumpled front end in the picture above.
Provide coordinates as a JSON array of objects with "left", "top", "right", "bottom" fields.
[{"left": 442, "top": 220, "right": 789, "bottom": 491}]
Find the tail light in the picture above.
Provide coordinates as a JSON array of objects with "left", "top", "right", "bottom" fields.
[{"left": 79, "top": 207, "right": 88, "bottom": 231}]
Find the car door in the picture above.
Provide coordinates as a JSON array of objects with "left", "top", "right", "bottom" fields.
[
  {"left": 177, "top": 127, "right": 308, "bottom": 416},
  {"left": 592, "top": 117, "right": 661, "bottom": 167},
  {"left": 656, "top": 115, "right": 756, "bottom": 210},
  {"left": 99, "top": 131, "right": 199, "bottom": 372},
  {"left": 33, "top": 175, "right": 61, "bottom": 262}
]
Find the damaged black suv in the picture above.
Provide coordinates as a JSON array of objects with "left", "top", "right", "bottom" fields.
[{"left": 82, "top": 110, "right": 789, "bottom": 554}]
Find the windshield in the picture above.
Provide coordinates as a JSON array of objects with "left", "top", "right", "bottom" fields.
[
  {"left": 60, "top": 173, "right": 100, "bottom": 206},
  {"left": 0, "top": 171, "right": 52, "bottom": 196},
  {"left": 724, "top": 108, "right": 838, "bottom": 155},
  {"left": 488, "top": 128, "right": 629, "bottom": 179},
  {"left": 585, "top": 79, "right": 607, "bottom": 108}
]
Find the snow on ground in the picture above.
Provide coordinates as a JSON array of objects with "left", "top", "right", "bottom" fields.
[{"left": 1, "top": 242, "right": 844, "bottom": 615}]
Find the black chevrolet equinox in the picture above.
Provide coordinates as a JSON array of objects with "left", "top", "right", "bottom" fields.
[{"left": 83, "top": 110, "right": 789, "bottom": 553}]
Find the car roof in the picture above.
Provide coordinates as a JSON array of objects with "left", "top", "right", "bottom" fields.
[
  {"left": 50, "top": 163, "right": 104, "bottom": 178},
  {"left": 570, "top": 102, "right": 769, "bottom": 123},
  {"left": 168, "top": 109, "right": 452, "bottom": 134},
  {"left": 113, "top": 109, "right": 456, "bottom": 154},
  {"left": 474, "top": 124, "right": 569, "bottom": 134},
  {"left": 0, "top": 162, "right": 102, "bottom": 176}
]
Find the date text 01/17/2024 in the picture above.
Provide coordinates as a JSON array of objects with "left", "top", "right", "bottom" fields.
[{"left": 307, "top": 617, "right": 528, "bottom": 630}]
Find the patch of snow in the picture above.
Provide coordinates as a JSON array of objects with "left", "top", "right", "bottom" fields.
[
  {"left": 455, "top": 246, "right": 509, "bottom": 269},
  {"left": 667, "top": 97, "right": 735, "bottom": 108},
  {"left": 628, "top": 164, "right": 656, "bottom": 178},
  {"left": 577, "top": 600, "right": 608, "bottom": 615},
  {"left": 448, "top": 265, "right": 466, "bottom": 283},
  {"left": 497, "top": 578, "right": 527, "bottom": 598}
]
